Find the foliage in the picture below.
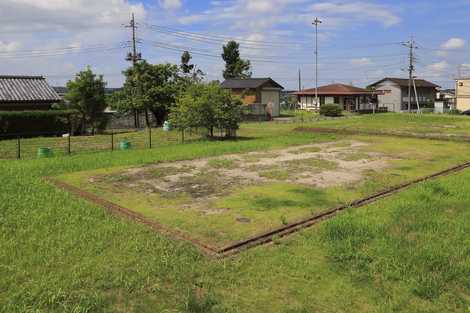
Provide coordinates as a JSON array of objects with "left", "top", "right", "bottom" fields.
[
  {"left": 448, "top": 109, "right": 462, "bottom": 115},
  {"left": 112, "top": 61, "right": 182, "bottom": 126},
  {"left": 0, "top": 110, "right": 78, "bottom": 137},
  {"left": 221, "top": 41, "right": 251, "bottom": 79},
  {"left": 319, "top": 104, "right": 343, "bottom": 117},
  {"left": 180, "top": 51, "right": 205, "bottom": 83},
  {"left": 169, "top": 82, "right": 243, "bottom": 138},
  {"left": 65, "top": 67, "right": 108, "bottom": 134}
]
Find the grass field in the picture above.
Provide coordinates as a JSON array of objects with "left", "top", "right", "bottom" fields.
[
  {"left": 1, "top": 116, "right": 470, "bottom": 312},
  {"left": 57, "top": 134, "right": 470, "bottom": 248},
  {"left": 312, "top": 112, "right": 470, "bottom": 138}
]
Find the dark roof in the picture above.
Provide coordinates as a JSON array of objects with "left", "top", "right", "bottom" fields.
[
  {"left": 293, "top": 83, "right": 372, "bottom": 96},
  {"left": 53, "top": 86, "right": 122, "bottom": 96},
  {"left": 221, "top": 78, "right": 284, "bottom": 90},
  {"left": 0, "top": 75, "right": 61, "bottom": 103},
  {"left": 368, "top": 77, "right": 440, "bottom": 88}
]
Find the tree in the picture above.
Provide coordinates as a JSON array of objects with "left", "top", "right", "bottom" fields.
[
  {"left": 222, "top": 41, "right": 252, "bottom": 79},
  {"left": 112, "top": 61, "right": 182, "bottom": 126},
  {"left": 65, "top": 67, "right": 107, "bottom": 134},
  {"left": 169, "top": 82, "right": 242, "bottom": 139},
  {"left": 180, "top": 51, "right": 205, "bottom": 83}
]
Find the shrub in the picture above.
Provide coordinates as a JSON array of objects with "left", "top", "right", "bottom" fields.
[
  {"left": 319, "top": 104, "right": 342, "bottom": 117},
  {"left": 448, "top": 109, "right": 461, "bottom": 115},
  {"left": 0, "top": 110, "right": 78, "bottom": 138}
]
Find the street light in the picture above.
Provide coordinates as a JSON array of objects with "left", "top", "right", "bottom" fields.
[{"left": 313, "top": 18, "right": 322, "bottom": 109}]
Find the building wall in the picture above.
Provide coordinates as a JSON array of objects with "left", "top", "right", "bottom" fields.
[
  {"left": 401, "top": 87, "right": 436, "bottom": 109},
  {"left": 230, "top": 89, "right": 259, "bottom": 105},
  {"left": 261, "top": 89, "right": 280, "bottom": 117},
  {"left": 456, "top": 79, "right": 470, "bottom": 111},
  {"left": 374, "top": 81, "right": 402, "bottom": 112}
]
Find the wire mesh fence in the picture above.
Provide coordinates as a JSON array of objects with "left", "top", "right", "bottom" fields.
[{"left": 0, "top": 128, "right": 203, "bottom": 160}]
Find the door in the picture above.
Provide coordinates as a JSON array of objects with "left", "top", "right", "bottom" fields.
[{"left": 261, "top": 90, "right": 280, "bottom": 117}]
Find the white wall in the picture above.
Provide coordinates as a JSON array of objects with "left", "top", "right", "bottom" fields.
[{"left": 375, "top": 81, "right": 402, "bottom": 112}]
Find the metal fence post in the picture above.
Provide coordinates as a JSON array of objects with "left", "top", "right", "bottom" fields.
[
  {"left": 111, "top": 131, "right": 114, "bottom": 151},
  {"left": 148, "top": 127, "right": 152, "bottom": 149},
  {"left": 67, "top": 135, "right": 71, "bottom": 155},
  {"left": 16, "top": 137, "right": 21, "bottom": 160}
]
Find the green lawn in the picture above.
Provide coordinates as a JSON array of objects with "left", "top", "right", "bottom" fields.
[
  {"left": 1, "top": 119, "right": 469, "bottom": 312},
  {"left": 311, "top": 113, "right": 470, "bottom": 138}
]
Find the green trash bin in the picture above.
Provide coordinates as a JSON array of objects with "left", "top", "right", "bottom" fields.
[
  {"left": 119, "top": 141, "right": 131, "bottom": 150},
  {"left": 37, "top": 147, "right": 52, "bottom": 158}
]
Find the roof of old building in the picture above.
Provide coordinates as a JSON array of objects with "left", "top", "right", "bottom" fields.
[
  {"left": 368, "top": 77, "right": 440, "bottom": 88},
  {"left": 293, "top": 83, "right": 372, "bottom": 96},
  {"left": 0, "top": 76, "right": 62, "bottom": 103},
  {"left": 221, "top": 78, "right": 284, "bottom": 90}
]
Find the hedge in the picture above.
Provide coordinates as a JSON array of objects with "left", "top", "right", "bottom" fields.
[
  {"left": 319, "top": 104, "right": 343, "bottom": 117},
  {"left": 0, "top": 110, "right": 78, "bottom": 138}
]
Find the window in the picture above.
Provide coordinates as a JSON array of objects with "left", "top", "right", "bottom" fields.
[
  {"left": 334, "top": 96, "right": 340, "bottom": 104},
  {"left": 320, "top": 96, "right": 325, "bottom": 106}
]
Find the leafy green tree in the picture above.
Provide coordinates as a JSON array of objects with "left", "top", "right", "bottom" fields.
[
  {"left": 112, "top": 61, "right": 182, "bottom": 126},
  {"left": 222, "top": 41, "right": 252, "bottom": 79},
  {"left": 169, "top": 82, "right": 242, "bottom": 139},
  {"left": 180, "top": 51, "right": 205, "bottom": 84},
  {"left": 65, "top": 67, "right": 107, "bottom": 134}
]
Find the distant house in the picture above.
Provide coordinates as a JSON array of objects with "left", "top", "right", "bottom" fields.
[
  {"left": 367, "top": 78, "right": 439, "bottom": 112},
  {"left": 293, "top": 83, "right": 376, "bottom": 112},
  {"left": 221, "top": 78, "right": 284, "bottom": 118},
  {"left": 0, "top": 75, "right": 62, "bottom": 110},
  {"left": 435, "top": 89, "right": 455, "bottom": 113},
  {"left": 455, "top": 78, "right": 470, "bottom": 112}
]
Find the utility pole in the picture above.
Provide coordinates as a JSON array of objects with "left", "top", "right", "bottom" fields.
[
  {"left": 298, "top": 69, "right": 302, "bottom": 92},
  {"left": 125, "top": 13, "right": 142, "bottom": 128},
  {"left": 402, "top": 38, "right": 417, "bottom": 112},
  {"left": 313, "top": 18, "right": 322, "bottom": 110}
]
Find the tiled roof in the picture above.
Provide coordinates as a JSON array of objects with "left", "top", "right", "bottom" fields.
[
  {"left": 293, "top": 83, "right": 372, "bottom": 96},
  {"left": 221, "top": 78, "right": 284, "bottom": 90},
  {"left": 368, "top": 77, "right": 440, "bottom": 88},
  {"left": 0, "top": 76, "right": 62, "bottom": 103}
]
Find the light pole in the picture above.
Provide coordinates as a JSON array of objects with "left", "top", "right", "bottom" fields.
[{"left": 313, "top": 18, "right": 322, "bottom": 109}]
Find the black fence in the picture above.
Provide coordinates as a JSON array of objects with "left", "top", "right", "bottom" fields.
[{"left": 0, "top": 128, "right": 201, "bottom": 160}]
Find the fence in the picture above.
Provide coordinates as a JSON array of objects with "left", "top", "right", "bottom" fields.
[{"left": 0, "top": 128, "right": 202, "bottom": 160}]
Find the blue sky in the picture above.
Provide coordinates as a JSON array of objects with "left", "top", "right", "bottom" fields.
[{"left": 1, "top": 0, "right": 470, "bottom": 89}]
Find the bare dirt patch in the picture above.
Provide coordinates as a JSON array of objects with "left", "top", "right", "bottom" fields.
[{"left": 89, "top": 140, "right": 390, "bottom": 202}]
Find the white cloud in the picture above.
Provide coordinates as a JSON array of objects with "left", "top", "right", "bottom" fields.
[
  {"left": 441, "top": 38, "right": 465, "bottom": 50},
  {"left": 310, "top": 2, "right": 401, "bottom": 27},
  {"left": 351, "top": 57, "right": 373, "bottom": 66},
  {"left": 160, "top": 0, "right": 182, "bottom": 10},
  {"left": 0, "top": 41, "right": 20, "bottom": 53},
  {"left": 0, "top": 0, "right": 145, "bottom": 32},
  {"left": 427, "top": 61, "right": 449, "bottom": 72}
]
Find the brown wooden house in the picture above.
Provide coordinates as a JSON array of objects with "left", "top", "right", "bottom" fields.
[{"left": 221, "top": 78, "right": 284, "bottom": 117}]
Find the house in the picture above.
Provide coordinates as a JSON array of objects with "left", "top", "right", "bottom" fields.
[
  {"left": 293, "top": 83, "right": 377, "bottom": 112},
  {"left": 220, "top": 78, "right": 284, "bottom": 117},
  {"left": 0, "top": 75, "right": 62, "bottom": 110},
  {"left": 367, "top": 78, "right": 439, "bottom": 112},
  {"left": 455, "top": 78, "right": 470, "bottom": 112},
  {"left": 435, "top": 89, "right": 455, "bottom": 113}
]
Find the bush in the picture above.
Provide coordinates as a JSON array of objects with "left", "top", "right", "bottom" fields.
[
  {"left": 448, "top": 109, "right": 462, "bottom": 115},
  {"left": 319, "top": 104, "right": 343, "bottom": 117},
  {"left": 0, "top": 110, "right": 78, "bottom": 138}
]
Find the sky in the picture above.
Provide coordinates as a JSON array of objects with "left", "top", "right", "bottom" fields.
[{"left": 1, "top": 0, "right": 470, "bottom": 90}]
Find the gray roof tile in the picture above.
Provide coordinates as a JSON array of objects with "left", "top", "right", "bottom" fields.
[{"left": 0, "top": 76, "right": 62, "bottom": 103}]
